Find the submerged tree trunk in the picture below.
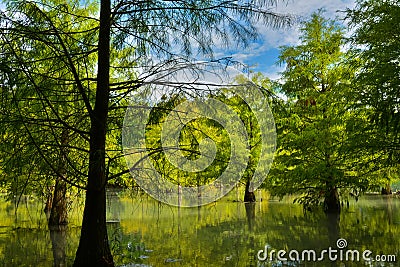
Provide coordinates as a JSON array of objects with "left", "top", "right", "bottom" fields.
[
  {"left": 324, "top": 187, "right": 340, "bottom": 213},
  {"left": 73, "top": 0, "right": 113, "bottom": 266},
  {"left": 50, "top": 224, "right": 67, "bottom": 267},
  {"left": 245, "top": 202, "right": 256, "bottom": 231},
  {"left": 326, "top": 212, "right": 340, "bottom": 245},
  {"left": 244, "top": 180, "right": 256, "bottom": 202}
]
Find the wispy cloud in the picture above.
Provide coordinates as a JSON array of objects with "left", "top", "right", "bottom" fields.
[
  {"left": 229, "top": 0, "right": 356, "bottom": 76},
  {"left": 274, "top": 0, "right": 354, "bottom": 18}
]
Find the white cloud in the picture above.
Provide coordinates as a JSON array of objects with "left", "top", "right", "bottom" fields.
[
  {"left": 260, "top": 0, "right": 356, "bottom": 47},
  {"left": 230, "top": 42, "right": 270, "bottom": 62},
  {"left": 274, "top": 0, "right": 354, "bottom": 18},
  {"left": 262, "top": 64, "right": 286, "bottom": 81},
  {"left": 228, "top": 0, "right": 356, "bottom": 77}
]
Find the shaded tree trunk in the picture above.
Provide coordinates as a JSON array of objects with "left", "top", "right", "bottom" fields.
[
  {"left": 381, "top": 183, "right": 392, "bottom": 195},
  {"left": 48, "top": 178, "right": 67, "bottom": 226},
  {"left": 49, "top": 129, "right": 68, "bottom": 227},
  {"left": 244, "top": 180, "right": 256, "bottom": 202},
  {"left": 324, "top": 187, "right": 340, "bottom": 213},
  {"left": 244, "top": 116, "right": 256, "bottom": 203},
  {"left": 44, "top": 187, "right": 53, "bottom": 216},
  {"left": 73, "top": 0, "right": 114, "bottom": 266}
]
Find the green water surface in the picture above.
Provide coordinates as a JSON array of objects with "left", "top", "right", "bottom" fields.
[{"left": 0, "top": 191, "right": 399, "bottom": 267}]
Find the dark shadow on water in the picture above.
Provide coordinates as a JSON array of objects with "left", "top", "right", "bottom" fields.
[
  {"left": 325, "top": 212, "right": 340, "bottom": 245},
  {"left": 197, "top": 205, "right": 201, "bottom": 222},
  {"left": 245, "top": 202, "right": 256, "bottom": 231},
  {"left": 245, "top": 202, "right": 257, "bottom": 267},
  {"left": 325, "top": 212, "right": 340, "bottom": 267},
  {"left": 49, "top": 224, "right": 67, "bottom": 267}
]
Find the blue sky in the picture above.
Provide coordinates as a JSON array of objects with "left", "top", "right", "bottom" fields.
[
  {"left": 0, "top": 0, "right": 355, "bottom": 80},
  {"left": 227, "top": 0, "right": 356, "bottom": 79}
]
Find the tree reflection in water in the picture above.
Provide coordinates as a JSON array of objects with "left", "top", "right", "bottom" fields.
[
  {"left": 0, "top": 193, "right": 399, "bottom": 266},
  {"left": 49, "top": 225, "right": 67, "bottom": 267}
]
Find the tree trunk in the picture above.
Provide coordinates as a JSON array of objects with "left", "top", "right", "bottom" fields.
[
  {"left": 324, "top": 187, "right": 340, "bottom": 213},
  {"left": 73, "top": 0, "right": 113, "bottom": 266},
  {"left": 244, "top": 180, "right": 256, "bottom": 202},
  {"left": 381, "top": 183, "right": 392, "bottom": 195},
  {"left": 44, "top": 187, "right": 53, "bottom": 216},
  {"left": 49, "top": 129, "right": 68, "bottom": 227},
  {"left": 48, "top": 178, "right": 67, "bottom": 226},
  {"left": 244, "top": 117, "right": 256, "bottom": 203}
]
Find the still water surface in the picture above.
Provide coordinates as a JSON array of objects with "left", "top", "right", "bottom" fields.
[{"left": 0, "top": 191, "right": 399, "bottom": 267}]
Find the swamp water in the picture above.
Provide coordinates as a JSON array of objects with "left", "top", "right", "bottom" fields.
[{"left": 0, "top": 191, "right": 399, "bottom": 267}]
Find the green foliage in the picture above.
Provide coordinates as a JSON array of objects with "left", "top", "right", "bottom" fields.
[
  {"left": 1, "top": 0, "right": 292, "bottom": 265},
  {"left": 143, "top": 84, "right": 270, "bottom": 190},
  {"left": 145, "top": 94, "right": 233, "bottom": 187},
  {"left": 268, "top": 12, "right": 378, "bottom": 211},
  {"left": 0, "top": 0, "right": 136, "bottom": 198},
  {"left": 346, "top": 0, "right": 400, "bottom": 169},
  {"left": 0, "top": 0, "right": 98, "bottom": 199}
]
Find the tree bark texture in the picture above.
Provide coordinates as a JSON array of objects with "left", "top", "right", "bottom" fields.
[{"left": 73, "top": 0, "right": 114, "bottom": 266}]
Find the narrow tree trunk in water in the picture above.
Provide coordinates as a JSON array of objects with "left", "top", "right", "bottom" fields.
[
  {"left": 244, "top": 180, "right": 256, "bottom": 202},
  {"left": 44, "top": 188, "right": 53, "bottom": 216},
  {"left": 73, "top": 0, "right": 113, "bottom": 266},
  {"left": 324, "top": 187, "right": 340, "bottom": 213},
  {"left": 48, "top": 178, "right": 67, "bottom": 226},
  {"left": 381, "top": 183, "right": 392, "bottom": 195},
  {"left": 49, "top": 129, "right": 68, "bottom": 227},
  {"left": 244, "top": 118, "right": 256, "bottom": 203}
]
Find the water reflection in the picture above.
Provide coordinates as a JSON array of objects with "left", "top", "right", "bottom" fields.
[
  {"left": 50, "top": 225, "right": 67, "bottom": 267},
  {"left": 245, "top": 202, "right": 256, "bottom": 231},
  {"left": 0, "top": 193, "right": 399, "bottom": 266}
]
